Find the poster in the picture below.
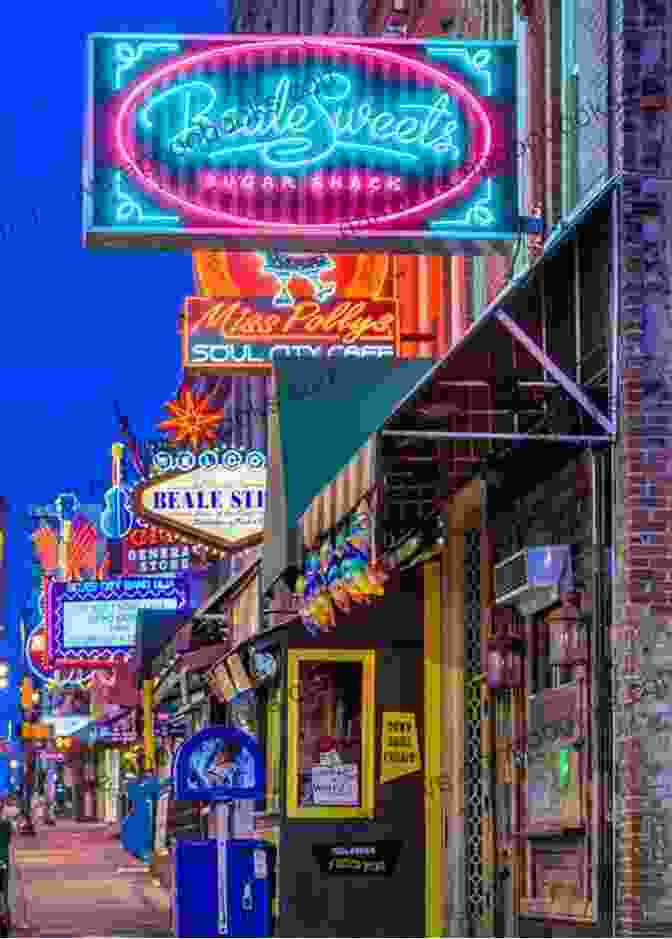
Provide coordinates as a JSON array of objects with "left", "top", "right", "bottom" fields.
[
  {"left": 380, "top": 712, "right": 421, "bottom": 783},
  {"left": 311, "top": 764, "right": 359, "bottom": 805}
]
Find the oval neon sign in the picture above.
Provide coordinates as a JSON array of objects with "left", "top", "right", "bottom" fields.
[{"left": 111, "top": 38, "right": 495, "bottom": 233}]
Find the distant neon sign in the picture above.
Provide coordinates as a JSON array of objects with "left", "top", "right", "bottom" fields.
[
  {"left": 48, "top": 577, "right": 189, "bottom": 668},
  {"left": 85, "top": 36, "right": 518, "bottom": 252},
  {"left": 133, "top": 450, "right": 267, "bottom": 551}
]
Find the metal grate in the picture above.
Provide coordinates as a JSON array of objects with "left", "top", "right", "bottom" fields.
[
  {"left": 464, "top": 528, "right": 486, "bottom": 936},
  {"left": 494, "top": 549, "right": 528, "bottom": 601}
]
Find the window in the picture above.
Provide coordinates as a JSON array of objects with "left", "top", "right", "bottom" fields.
[{"left": 287, "top": 649, "right": 375, "bottom": 819}]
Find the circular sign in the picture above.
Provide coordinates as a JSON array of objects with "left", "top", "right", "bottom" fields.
[{"left": 26, "top": 624, "right": 50, "bottom": 683}]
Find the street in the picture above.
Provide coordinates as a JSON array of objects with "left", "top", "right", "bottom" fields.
[{"left": 11, "top": 822, "right": 171, "bottom": 937}]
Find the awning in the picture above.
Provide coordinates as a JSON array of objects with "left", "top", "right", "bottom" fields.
[
  {"left": 178, "top": 642, "right": 230, "bottom": 674},
  {"left": 131, "top": 611, "right": 193, "bottom": 685},
  {"left": 263, "top": 358, "right": 435, "bottom": 591},
  {"left": 378, "top": 180, "right": 617, "bottom": 515},
  {"left": 300, "top": 437, "right": 376, "bottom": 548}
]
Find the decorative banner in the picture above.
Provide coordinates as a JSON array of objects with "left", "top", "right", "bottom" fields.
[
  {"left": 85, "top": 36, "right": 518, "bottom": 252},
  {"left": 48, "top": 577, "right": 189, "bottom": 667},
  {"left": 312, "top": 841, "right": 403, "bottom": 876},
  {"left": 173, "top": 726, "right": 264, "bottom": 801},
  {"left": 185, "top": 252, "right": 399, "bottom": 373},
  {"left": 380, "top": 711, "right": 421, "bottom": 783},
  {"left": 132, "top": 449, "right": 266, "bottom": 552}
]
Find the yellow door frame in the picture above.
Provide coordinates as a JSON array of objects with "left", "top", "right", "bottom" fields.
[{"left": 424, "top": 559, "right": 442, "bottom": 938}]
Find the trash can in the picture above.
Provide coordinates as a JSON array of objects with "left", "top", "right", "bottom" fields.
[
  {"left": 175, "top": 838, "right": 276, "bottom": 938},
  {"left": 120, "top": 776, "right": 162, "bottom": 863}
]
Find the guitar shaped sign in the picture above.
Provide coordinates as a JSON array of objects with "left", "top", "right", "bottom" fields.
[{"left": 100, "top": 443, "right": 134, "bottom": 540}]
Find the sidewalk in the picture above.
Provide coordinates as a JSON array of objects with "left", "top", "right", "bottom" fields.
[{"left": 11, "top": 820, "right": 172, "bottom": 937}]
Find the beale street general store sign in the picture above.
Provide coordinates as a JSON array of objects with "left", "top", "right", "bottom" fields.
[
  {"left": 84, "top": 36, "right": 517, "bottom": 253},
  {"left": 184, "top": 251, "right": 400, "bottom": 372}
]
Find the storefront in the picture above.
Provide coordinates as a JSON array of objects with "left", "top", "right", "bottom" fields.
[
  {"left": 250, "top": 426, "right": 443, "bottom": 937},
  {"left": 377, "top": 179, "right": 617, "bottom": 937}
]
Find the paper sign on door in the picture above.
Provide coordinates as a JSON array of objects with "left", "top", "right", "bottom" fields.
[{"left": 380, "top": 711, "right": 421, "bottom": 783}]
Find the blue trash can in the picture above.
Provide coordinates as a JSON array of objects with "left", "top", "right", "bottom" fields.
[
  {"left": 120, "top": 776, "right": 163, "bottom": 863},
  {"left": 175, "top": 838, "right": 276, "bottom": 938}
]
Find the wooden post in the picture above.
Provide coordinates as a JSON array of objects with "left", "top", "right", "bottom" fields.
[{"left": 143, "top": 680, "right": 156, "bottom": 774}]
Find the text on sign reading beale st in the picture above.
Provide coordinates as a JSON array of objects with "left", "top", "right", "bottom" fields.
[{"left": 87, "top": 36, "right": 518, "bottom": 249}]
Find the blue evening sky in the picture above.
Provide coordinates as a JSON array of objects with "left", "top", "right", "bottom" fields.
[{"left": 1, "top": 2, "right": 230, "bottom": 673}]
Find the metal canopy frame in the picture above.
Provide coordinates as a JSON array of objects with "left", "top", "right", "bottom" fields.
[
  {"left": 383, "top": 310, "right": 613, "bottom": 445},
  {"left": 379, "top": 191, "right": 616, "bottom": 530}
]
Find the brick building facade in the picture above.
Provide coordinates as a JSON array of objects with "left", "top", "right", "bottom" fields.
[
  {"left": 612, "top": 0, "right": 672, "bottom": 934},
  {"left": 222, "top": 0, "right": 671, "bottom": 933}
]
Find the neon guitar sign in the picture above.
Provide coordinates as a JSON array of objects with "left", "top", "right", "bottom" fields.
[
  {"left": 101, "top": 443, "right": 134, "bottom": 540},
  {"left": 85, "top": 35, "right": 518, "bottom": 251}
]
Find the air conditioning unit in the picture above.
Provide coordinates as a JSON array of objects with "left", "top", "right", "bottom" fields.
[{"left": 494, "top": 545, "right": 573, "bottom": 615}]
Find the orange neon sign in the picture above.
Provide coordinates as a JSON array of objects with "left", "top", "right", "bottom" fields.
[{"left": 185, "top": 251, "right": 401, "bottom": 374}]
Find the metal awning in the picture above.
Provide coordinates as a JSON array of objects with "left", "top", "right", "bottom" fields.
[{"left": 381, "top": 178, "right": 618, "bottom": 513}]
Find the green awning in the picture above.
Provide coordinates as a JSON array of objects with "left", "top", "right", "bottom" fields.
[
  {"left": 262, "top": 359, "right": 434, "bottom": 593},
  {"left": 276, "top": 358, "right": 435, "bottom": 525}
]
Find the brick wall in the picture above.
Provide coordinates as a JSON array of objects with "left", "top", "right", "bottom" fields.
[{"left": 612, "top": 0, "right": 672, "bottom": 934}]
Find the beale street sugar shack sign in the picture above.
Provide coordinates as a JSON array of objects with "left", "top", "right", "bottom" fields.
[
  {"left": 84, "top": 35, "right": 518, "bottom": 253},
  {"left": 132, "top": 448, "right": 266, "bottom": 551}
]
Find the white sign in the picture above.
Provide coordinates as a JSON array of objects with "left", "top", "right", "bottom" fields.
[
  {"left": 62, "top": 597, "right": 178, "bottom": 648},
  {"left": 43, "top": 715, "right": 91, "bottom": 736},
  {"left": 134, "top": 457, "right": 266, "bottom": 551},
  {"left": 311, "top": 764, "right": 359, "bottom": 806}
]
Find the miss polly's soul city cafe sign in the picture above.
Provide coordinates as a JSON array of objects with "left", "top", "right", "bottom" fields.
[
  {"left": 132, "top": 451, "right": 267, "bottom": 551},
  {"left": 184, "top": 251, "right": 400, "bottom": 373}
]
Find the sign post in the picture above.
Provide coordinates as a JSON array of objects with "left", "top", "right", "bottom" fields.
[
  {"left": 215, "top": 800, "right": 231, "bottom": 935},
  {"left": 172, "top": 726, "right": 265, "bottom": 938}
]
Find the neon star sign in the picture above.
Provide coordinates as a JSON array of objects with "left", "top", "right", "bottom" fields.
[{"left": 85, "top": 35, "right": 518, "bottom": 252}]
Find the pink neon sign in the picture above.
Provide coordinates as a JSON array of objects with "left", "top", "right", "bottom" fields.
[{"left": 87, "top": 35, "right": 518, "bottom": 251}]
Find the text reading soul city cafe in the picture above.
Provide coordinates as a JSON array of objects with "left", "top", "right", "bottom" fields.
[{"left": 85, "top": 35, "right": 517, "bottom": 253}]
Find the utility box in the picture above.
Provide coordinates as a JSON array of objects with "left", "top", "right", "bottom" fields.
[{"left": 175, "top": 838, "right": 276, "bottom": 938}]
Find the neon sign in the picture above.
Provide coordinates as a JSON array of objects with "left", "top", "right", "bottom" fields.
[
  {"left": 186, "top": 251, "right": 399, "bottom": 374},
  {"left": 132, "top": 449, "right": 267, "bottom": 551},
  {"left": 85, "top": 36, "right": 518, "bottom": 252},
  {"left": 48, "top": 577, "right": 190, "bottom": 668}
]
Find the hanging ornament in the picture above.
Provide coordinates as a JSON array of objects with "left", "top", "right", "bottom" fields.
[
  {"left": 326, "top": 532, "right": 352, "bottom": 614},
  {"left": 295, "top": 571, "right": 320, "bottom": 636},
  {"left": 342, "top": 519, "right": 379, "bottom": 601},
  {"left": 157, "top": 386, "right": 226, "bottom": 450}
]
